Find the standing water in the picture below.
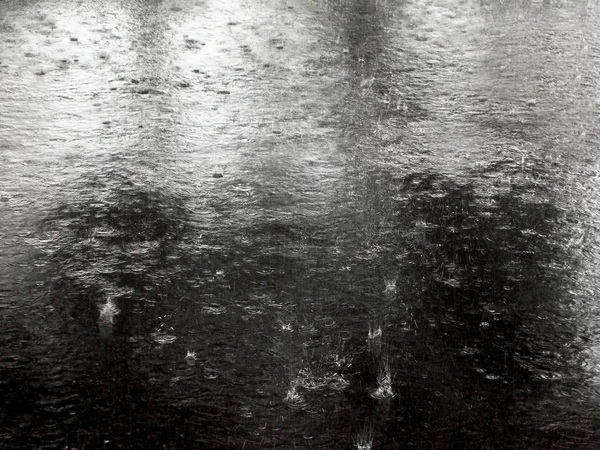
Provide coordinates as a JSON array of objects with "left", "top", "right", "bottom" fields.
[{"left": 2, "top": 0, "right": 600, "bottom": 448}]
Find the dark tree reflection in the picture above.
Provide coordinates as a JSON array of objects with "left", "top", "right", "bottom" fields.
[{"left": 343, "top": 170, "right": 584, "bottom": 448}]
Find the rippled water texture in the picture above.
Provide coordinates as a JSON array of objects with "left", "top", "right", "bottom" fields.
[{"left": 2, "top": 0, "right": 600, "bottom": 448}]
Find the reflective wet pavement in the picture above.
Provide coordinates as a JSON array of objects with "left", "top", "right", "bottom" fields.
[{"left": 2, "top": 0, "right": 600, "bottom": 448}]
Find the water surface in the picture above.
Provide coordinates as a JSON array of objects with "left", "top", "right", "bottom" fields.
[{"left": 2, "top": 0, "right": 600, "bottom": 448}]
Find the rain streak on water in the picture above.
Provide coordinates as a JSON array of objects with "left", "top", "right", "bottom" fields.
[{"left": 2, "top": 0, "right": 600, "bottom": 448}]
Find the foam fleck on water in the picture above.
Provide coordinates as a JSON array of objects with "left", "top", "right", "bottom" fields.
[
  {"left": 185, "top": 350, "right": 197, "bottom": 366},
  {"left": 384, "top": 275, "right": 397, "bottom": 293},
  {"left": 284, "top": 383, "right": 304, "bottom": 405},
  {"left": 354, "top": 424, "right": 374, "bottom": 450},
  {"left": 368, "top": 322, "right": 382, "bottom": 340},
  {"left": 98, "top": 297, "right": 119, "bottom": 324},
  {"left": 371, "top": 357, "right": 395, "bottom": 399}
]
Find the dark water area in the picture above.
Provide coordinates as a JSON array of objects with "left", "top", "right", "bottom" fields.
[{"left": 2, "top": 0, "right": 600, "bottom": 448}]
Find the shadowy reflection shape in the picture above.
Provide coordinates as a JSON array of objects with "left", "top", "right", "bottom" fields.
[
  {"left": 344, "top": 171, "right": 583, "bottom": 448},
  {"left": 335, "top": 0, "right": 388, "bottom": 66},
  {"left": 28, "top": 176, "right": 217, "bottom": 448}
]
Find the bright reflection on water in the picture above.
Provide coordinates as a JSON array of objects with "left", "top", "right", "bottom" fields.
[{"left": 2, "top": 0, "right": 600, "bottom": 448}]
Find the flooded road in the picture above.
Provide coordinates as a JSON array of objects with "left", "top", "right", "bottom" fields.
[{"left": 2, "top": 0, "right": 600, "bottom": 448}]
